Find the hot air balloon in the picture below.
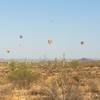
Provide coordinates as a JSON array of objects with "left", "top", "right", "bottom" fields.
[
  {"left": 6, "top": 50, "right": 10, "bottom": 53},
  {"left": 50, "top": 19, "right": 54, "bottom": 23},
  {"left": 18, "top": 35, "right": 23, "bottom": 47},
  {"left": 48, "top": 39, "right": 53, "bottom": 46},
  {"left": 19, "top": 35, "right": 23, "bottom": 39},
  {"left": 80, "top": 41, "right": 84, "bottom": 45}
]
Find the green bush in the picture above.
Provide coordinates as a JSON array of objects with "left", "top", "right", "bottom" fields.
[
  {"left": 8, "top": 61, "right": 40, "bottom": 89},
  {"left": 70, "top": 60, "right": 79, "bottom": 68}
]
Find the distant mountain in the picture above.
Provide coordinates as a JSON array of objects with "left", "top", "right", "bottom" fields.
[
  {"left": 78, "top": 58, "right": 95, "bottom": 62},
  {"left": 0, "top": 57, "right": 98, "bottom": 63}
]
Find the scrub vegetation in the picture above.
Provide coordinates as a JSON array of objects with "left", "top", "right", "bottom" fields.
[{"left": 0, "top": 59, "right": 100, "bottom": 100}]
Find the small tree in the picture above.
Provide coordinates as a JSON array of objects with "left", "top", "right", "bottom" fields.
[{"left": 8, "top": 61, "right": 40, "bottom": 89}]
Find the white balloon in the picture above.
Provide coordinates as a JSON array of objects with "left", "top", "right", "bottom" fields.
[{"left": 48, "top": 39, "right": 53, "bottom": 46}]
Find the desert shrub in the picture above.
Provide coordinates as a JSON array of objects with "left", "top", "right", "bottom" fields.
[
  {"left": 91, "top": 92, "right": 100, "bottom": 100},
  {"left": 7, "top": 61, "right": 40, "bottom": 89},
  {"left": 89, "top": 80, "right": 100, "bottom": 98},
  {"left": 57, "top": 70, "right": 83, "bottom": 100},
  {"left": 41, "top": 78, "right": 60, "bottom": 100},
  {"left": 70, "top": 60, "right": 79, "bottom": 68},
  {"left": 8, "top": 61, "right": 17, "bottom": 71},
  {"left": 73, "top": 76, "right": 80, "bottom": 83},
  {"left": 41, "top": 69, "right": 83, "bottom": 100},
  {"left": 65, "top": 86, "right": 83, "bottom": 100}
]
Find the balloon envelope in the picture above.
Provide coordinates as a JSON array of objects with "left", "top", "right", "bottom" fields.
[
  {"left": 48, "top": 39, "right": 53, "bottom": 46},
  {"left": 80, "top": 41, "right": 84, "bottom": 45},
  {"left": 6, "top": 50, "right": 10, "bottom": 53},
  {"left": 50, "top": 19, "right": 54, "bottom": 23},
  {"left": 19, "top": 35, "right": 23, "bottom": 39}
]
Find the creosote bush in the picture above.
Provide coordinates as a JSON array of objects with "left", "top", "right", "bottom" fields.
[
  {"left": 7, "top": 61, "right": 40, "bottom": 89},
  {"left": 70, "top": 60, "right": 80, "bottom": 68}
]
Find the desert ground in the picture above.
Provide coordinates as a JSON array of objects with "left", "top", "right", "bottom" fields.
[{"left": 0, "top": 59, "right": 100, "bottom": 100}]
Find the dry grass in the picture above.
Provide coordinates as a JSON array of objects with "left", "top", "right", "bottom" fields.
[{"left": 0, "top": 60, "right": 100, "bottom": 100}]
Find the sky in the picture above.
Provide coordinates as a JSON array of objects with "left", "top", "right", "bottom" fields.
[{"left": 0, "top": 0, "right": 100, "bottom": 59}]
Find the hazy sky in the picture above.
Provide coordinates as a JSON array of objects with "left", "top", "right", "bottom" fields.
[{"left": 0, "top": 0, "right": 100, "bottom": 59}]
